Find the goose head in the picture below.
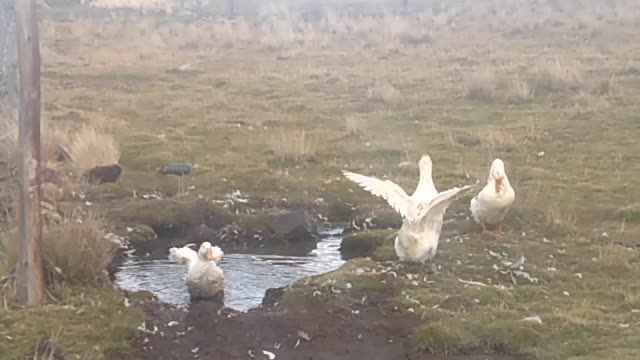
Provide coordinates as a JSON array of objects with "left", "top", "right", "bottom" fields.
[
  {"left": 488, "top": 159, "right": 508, "bottom": 193},
  {"left": 418, "top": 154, "right": 433, "bottom": 180},
  {"left": 197, "top": 242, "right": 220, "bottom": 261}
]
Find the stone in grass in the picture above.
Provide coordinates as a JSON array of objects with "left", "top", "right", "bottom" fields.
[
  {"left": 83, "top": 164, "right": 122, "bottom": 184},
  {"left": 127, "top": 224, "right": 158, "bottom": 245},
  {"left": 267, "top": 207, "right": 318, "bottom": 243}
]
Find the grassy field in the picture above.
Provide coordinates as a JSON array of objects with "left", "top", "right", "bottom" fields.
[{"left": 2, "top": 0, "right": 640, "bottom": 358}]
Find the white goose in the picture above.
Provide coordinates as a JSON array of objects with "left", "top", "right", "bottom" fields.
[
  {"left": 343, "top": 155, "right": 474, "bottom": 272},
  {"left": 169, "top": 242, "right": 225, "bottom": 300},
  {"left": 343, "top": 155, "right": 438, "bottom": 221},
  {"left": 469, "top": 158, "right": 515, "bottom": 234}
]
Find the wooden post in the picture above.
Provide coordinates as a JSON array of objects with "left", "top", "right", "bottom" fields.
[{"left": 15, "top": 0, "right": 45, "bottom": 306}]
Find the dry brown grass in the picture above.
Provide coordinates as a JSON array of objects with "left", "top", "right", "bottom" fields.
[
  {"left": 482, "top": 128, "right": 518, "bottom": 152},
  {"left": 344, "top": 114, "right": 367, "bottom": 137},
  {"left": 1, "top": 116, "right": 70, "bottom": 165},
  {"left": 462, "top": 68, "right": 499, "bottom": 100},
  {"left": 0, "top": 211, "right": 117, "bottom": 285},
  {"left": 270, "top": 129, "right": 317, "bottom": 163},
  {"left": 533, "top": 57, "right": 584, "bottom": 94},
  {"left": 65, "top": 126, "right": 120, "bottom": 174},
  {"left": 506, "top": 76, "right": 534, "bottom": 103},
  {"left": 367, "top": 81, "right": 402, "bottom": 103}
]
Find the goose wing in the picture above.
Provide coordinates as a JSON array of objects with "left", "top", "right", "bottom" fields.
[
  {"left": 415, "top": 183, "right": 476, "bottom": 224},
  {"left": 169, "top": 245, "right": 198, "bottom": 266},
  {"left": 342, "top": 170, "right": 409, "bottom": 219}
]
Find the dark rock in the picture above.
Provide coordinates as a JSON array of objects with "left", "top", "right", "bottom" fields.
[
  {"left": 56, "top": 146, "right": 72, "bottom": 162},
  {"left": 41, "top": 167, "right": 62, "bottom": 185},
  {"left": 108, "top": 199, "right": 234, "bottom": 236},
  {"left": 262, "top": 286, "right": 286, "bottom": 307},
  {"left": 326, "top": 202, "right": 355, "bottom": 222},
  {"left": 83, "top": 164, "right": 122, "bottom": 184},
  {"left": 343, "top": 208, "right": 402, "bottom": 234},
  {"left": 267, "top": 207, "right": 318, "bottom": 243},
  {"left": 190, "top": 224, "right": 217, "bottom": 243},
  {"left": 128, "top": 224, "right": 158, "bottom": 245},
  {"left": 107, "top": 249, "right": 126, "bottom": 281}
]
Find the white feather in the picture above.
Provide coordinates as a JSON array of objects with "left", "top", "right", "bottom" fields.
[
  {"left": 396, "top": 184, "right": 475, "bottom": 262},
  {"left": 168, "top": 246, "right": 198, "bottom": 268},
  {"left": 169, "top": 242, "right": 226, "bottom": 299}
]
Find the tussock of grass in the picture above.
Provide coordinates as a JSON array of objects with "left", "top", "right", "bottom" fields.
[
  {"left": 0, "top": 211, "right": 118, "bottom": 286},
  {"left": 413, "top": 319, "right": 472, "bottom": 355},
  {"left": 344, "top": 114, "right": 367, "bottom": 137},
  {"left": 0, "top": 117, "right": 70, "bottom": 165},
  {"left": 507, "top": 76, "right": 535, "bottom": 103},
  {"left": 462, "top": 68, "right": 499, "bottom": 100},
  {"left": 533, "top": 57, "right": 584, "bottom": 95},
  {"left": 66, "top": 126, "right": 120, "bottom": 174},
  {"left": 270, "top": 129, "right": 317, "bottom": 164},
  {"left": 482, "top": 128, "right": 518, "bottom": 153}
]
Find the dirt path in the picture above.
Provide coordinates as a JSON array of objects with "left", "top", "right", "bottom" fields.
[{"left": 122, "top": 291, "right": 518, "bottom": 360}]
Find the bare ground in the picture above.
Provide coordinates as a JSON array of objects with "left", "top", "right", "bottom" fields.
[{"left": 123, "top": 290, "right": 519, "bottom": 360}]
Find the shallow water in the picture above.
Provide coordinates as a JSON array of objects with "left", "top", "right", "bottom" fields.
[{"left": 114, "top": 228, "right": 345, "bottom": 311}]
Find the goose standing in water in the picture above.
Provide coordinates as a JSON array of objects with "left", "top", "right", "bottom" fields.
[
  {"left": 343, "top": 155, "right": 474, "bottom": 272},
  {"left": 169, "top": 242, "right": 225, "bottom": 300},
  {"left": 469, "top": 158, "right": 515, "bottom": 234}
]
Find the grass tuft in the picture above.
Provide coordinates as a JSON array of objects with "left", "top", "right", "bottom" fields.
[
  {"left": 462, "top": 68, "right": 499, "bottom": 100},
  {"left": 270, "top": 129, "right": 317, "bottom": 164},
  {"left": 344, "top": 114, "right": 367, "bottom": 137},
  {"left": 0, "top": 211, "right": 118, "bottom": 286},
  {"left": 533, "top": 57, "right": 583, "bottom": 95},
  {"left": 66, "top": 126, "right": 120, "bottom": 174}
]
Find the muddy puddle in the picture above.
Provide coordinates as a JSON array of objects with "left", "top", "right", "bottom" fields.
[{"left": 114, "top": 228, "right": 344, "bottom": 311}]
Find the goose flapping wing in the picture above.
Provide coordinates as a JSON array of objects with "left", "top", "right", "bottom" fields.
[
  {"left": 412, "top": 183, "right": 477, "bottom": 224},
  {"left": 342, "top": 170, "right": 409, "bottom": 219},
  {"left": 169, "top": 245, "right": 198, "bottom": 265}
]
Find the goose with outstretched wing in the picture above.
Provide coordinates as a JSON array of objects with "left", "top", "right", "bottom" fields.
[{"left": 343, "top": 155, "right": 475, "bottom": 272}]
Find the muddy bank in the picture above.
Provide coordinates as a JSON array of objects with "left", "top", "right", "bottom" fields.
[
  {"left": 106, "top": 197, "right": 323, "bottom": 255},
  {"left": 120, "top": 284, "right": 519, "bottom": 360}
]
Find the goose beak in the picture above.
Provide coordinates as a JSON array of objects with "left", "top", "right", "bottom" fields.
[
  {"left": 494, "top": 177, "right": 504, "bottom": 193},
  {"left": 207, "top": 248, "right": 215, "bottom": 261}
]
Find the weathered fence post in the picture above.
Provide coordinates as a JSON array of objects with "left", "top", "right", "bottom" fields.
[{"left": 15, "top": 0, "right": 46, "bottom": 306}]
